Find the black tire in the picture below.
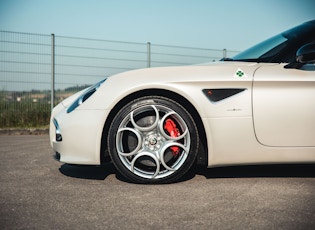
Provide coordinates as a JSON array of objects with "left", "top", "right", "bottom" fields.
[{"left": 108, "top": 95, "right": 199, "bottom": 184}]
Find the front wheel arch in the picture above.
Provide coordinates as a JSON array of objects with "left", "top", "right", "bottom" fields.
[{"left": 100, "top": 89, "right": 208, "bottom": 167}]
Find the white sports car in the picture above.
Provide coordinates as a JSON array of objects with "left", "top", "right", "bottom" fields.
[{"left": 50, "top": 20, "right": 315, "bottom": 183}]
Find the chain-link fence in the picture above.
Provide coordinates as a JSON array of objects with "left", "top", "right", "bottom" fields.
[{"left": 0, "top": 31, "right": 239, "bottom": 128}]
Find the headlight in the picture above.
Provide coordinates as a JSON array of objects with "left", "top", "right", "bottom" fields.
[{"left": 67, "top": 78, "right": 107, "bottom": 113}]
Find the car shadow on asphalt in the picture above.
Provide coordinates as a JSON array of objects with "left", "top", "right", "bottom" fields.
[
  {"left": 195, "top": 164, "right": 315, "bottom": 179},
  {"left": 59, "top": 162, "right": 315, "bottom": 182},
  {"left": 59, "top": 163, "right": 117, "bottom": 180}
]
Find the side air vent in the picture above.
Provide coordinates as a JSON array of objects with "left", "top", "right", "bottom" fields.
[{"left": 202, "top": 89, "right": 246, "bottom": 103}]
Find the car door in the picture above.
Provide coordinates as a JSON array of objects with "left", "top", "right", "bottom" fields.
[{"left": 252, "top": 63, "right": 315, "bottom": 147}]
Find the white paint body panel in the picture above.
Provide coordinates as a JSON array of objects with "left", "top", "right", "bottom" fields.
[
  {"left": 253, "top": 63, "right": 315, "bottom": 147},
  {"left": 50, "top": 61, "right": 315, "bottom": 166}
]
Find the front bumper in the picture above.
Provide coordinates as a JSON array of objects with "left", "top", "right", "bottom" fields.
[{"left": 50, "top": 103, "right": 110, "bottom": 165}]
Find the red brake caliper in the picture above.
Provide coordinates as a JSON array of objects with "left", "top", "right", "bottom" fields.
[{"left": 164, "top": 119, "right": 181, "bottom": 155}]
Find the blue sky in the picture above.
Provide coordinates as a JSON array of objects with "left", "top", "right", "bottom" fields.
[{"left": 1, "top": 0, "right": 315, "bottom": 51}]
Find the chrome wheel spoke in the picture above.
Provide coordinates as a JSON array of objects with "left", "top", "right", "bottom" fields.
[
  {"left": 130, "top": 105, "right": 159, "bottom": 132},
  {"left": 159, "top": 111, "right": 189, "bottom": 140},
  {"left": 116, "top": 127, "right": 142, "bottom": 157},
  {"left": 160, "top": 142, "right": 188, "bottom": 171},
  {"left": 130, "top": 151, "right": 160, "bottom": 178}
]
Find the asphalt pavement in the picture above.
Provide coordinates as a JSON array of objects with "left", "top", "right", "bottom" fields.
[{"left": 1, "top": 134, "right": 315, "bottom": 230}]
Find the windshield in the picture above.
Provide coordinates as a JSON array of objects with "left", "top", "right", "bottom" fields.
[
  {"left": 233, "top": 34, "right": 288, "bottom": 61},
  {"left": 229, "top": 20, "right": 315, "bottom": 63}
]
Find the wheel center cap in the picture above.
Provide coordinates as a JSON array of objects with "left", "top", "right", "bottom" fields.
[{"left": 148, "top": 136, "right": 157, "bottom": 145}]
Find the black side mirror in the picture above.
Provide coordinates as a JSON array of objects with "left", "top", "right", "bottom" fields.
[
  {"left": 285, "top": 42, "right": 315, "bottom": 69},
  {"left": 296, "top": 42, "right": 315, "bottom": 63}
]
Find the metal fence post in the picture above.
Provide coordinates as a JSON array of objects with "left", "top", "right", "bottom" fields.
[
  {"left": 147, "top": 42, "right": 151, "bottom": 68},
  {"left": 223, "top": 48, "right": 227, "bottom": 59},
  {"left": 51, "top": 34, "right": 55, "bottom": 111}
]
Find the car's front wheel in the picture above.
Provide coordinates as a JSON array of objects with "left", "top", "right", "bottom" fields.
[{"left": 108, "top": 96, "right": 199, "bottom": 184}]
